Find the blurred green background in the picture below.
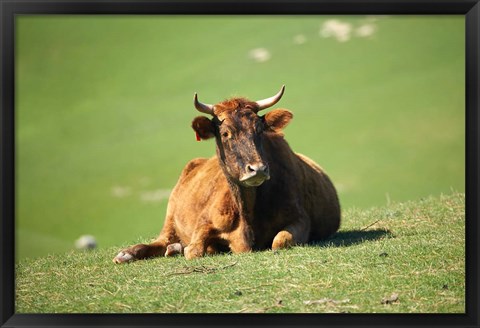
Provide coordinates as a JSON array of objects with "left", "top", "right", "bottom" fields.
[{"left": 16, "top": 16, "right": 464, "bottom": 260}]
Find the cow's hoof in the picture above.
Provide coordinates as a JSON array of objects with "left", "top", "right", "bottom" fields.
[
  {"left": 113, "top": 251, "right": 134, "bottom": 264},
  {"left": 272, "top": 231, "right": 294, "bottom": 250},
  {"left": 184, "top": 245, "right": 203, "bottom": 260},
  {"left": 165, "top": 243, "right": 184, "bottom": 257}
]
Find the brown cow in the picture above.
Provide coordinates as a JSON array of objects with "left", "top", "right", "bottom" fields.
[{"left": 113, "top": 85, "right": 340, "bottom": 263}]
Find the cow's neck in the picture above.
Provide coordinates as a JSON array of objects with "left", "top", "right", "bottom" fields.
[{"left": 227, "top": 179, "right": 257, "bottom": 222}]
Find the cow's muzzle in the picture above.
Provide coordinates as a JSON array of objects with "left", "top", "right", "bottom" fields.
[{"left": 239, "top": 163, "right": 270, "bottom": 187}]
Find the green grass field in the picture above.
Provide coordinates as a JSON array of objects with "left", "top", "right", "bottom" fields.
[
  {"left": 16, "top": 15, "right": 464, "bottom": 260},
  {"left": 16, "top": 192, "right": 465, "bottom": 313}
]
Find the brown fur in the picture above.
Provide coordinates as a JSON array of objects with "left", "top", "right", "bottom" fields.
[{"left": 113, "top": 96, "right": 340, "bottom": 262}]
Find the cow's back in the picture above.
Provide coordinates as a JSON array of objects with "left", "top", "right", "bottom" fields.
[{"left": 295, "top": 153, "right": 341, "bottom": 240}]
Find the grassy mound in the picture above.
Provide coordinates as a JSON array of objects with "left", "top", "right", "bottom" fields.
[
  {"left": 16, "top": 16, "right": 464, "bottom": 259},
  {"left": 16, "top": 192, "right": 465, "bottom": 313}
]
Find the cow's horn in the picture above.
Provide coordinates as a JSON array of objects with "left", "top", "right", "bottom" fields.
[
  {"left": 194, "top": 93, "right": 214, "bottom": 115},
  {"left": 255, "top": 85, "right": 285, "bottom": 111}
]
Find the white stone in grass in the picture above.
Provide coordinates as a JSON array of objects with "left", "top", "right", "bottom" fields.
[
  {"left": 293, "top": 34, "right": 307, "bottom": 45},
  {"left": 140, "top": 189, "right": 172, "bottom": 203},
  {"left": 111, "top": 185, "right": 131, "bottom": 198},
  {"left": 355, "top": 23, "right": 377, "bottom": 38},
  {"left": 75, "top": 235, "right": 97, "bottom": 250},
  {"left": 248, "top": 48, "right": 271, "bottom": 63},
  {"left": 320, "top": 19, "right": 352, "bottom": 43}
]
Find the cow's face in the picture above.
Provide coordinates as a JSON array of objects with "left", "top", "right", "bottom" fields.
[{"left": 192, "top": 98, "right": 292, "bottom": 187}]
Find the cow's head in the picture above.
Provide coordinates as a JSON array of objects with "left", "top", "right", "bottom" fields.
[{"left": 191, "top": 85, "right": 292, "bottom": 187}]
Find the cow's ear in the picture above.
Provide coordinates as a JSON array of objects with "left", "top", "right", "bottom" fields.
[
  {"left": 192, "top": 116, "right": 215, "bottom": 140},
  {"left": 264, "top": 109, "right": 293, "bottom": 132}
]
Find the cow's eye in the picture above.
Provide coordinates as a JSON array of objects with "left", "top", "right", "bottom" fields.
[{"left": 222, "top": 131, "right": 230, "bottom": 139}]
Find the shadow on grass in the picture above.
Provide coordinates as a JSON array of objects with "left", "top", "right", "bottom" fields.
[{"left": 313, "top": 229, "right": 394, "bottom": 248}]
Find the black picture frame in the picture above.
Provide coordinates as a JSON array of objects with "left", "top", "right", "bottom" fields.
[{"left": 1, "top": 0, "right": 478, "bottom": 327}]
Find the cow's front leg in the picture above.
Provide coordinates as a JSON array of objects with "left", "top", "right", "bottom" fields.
[
  {"left": 183, "top": 222, "right": 214, "bottom": 260},
  {"left": 165, "top": 243, "right": 184, "bottom": 257},
  {"left": 272, "top": 217, "right": 310, "bottom": 250},
  {"left": 227, "top": 220, "right": 254, "bottom": 254}
]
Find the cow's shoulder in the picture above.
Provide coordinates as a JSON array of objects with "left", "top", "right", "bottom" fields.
[
  {"left": 176, "top": 156, "right": 220, "bottom": 186},
  {"left": 294, "top": 153, "right": 326, "bottom": 175},
  {"left": 182, "top": 157, "right": 209, "bottom": 176}
]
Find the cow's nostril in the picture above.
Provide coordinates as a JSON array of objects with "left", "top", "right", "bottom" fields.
[
  {"left": 246, "top": 163, "right": 268, "bottom": 175},
  {"left": 240, "top": 163, "right": 270, "bottom": 185}
]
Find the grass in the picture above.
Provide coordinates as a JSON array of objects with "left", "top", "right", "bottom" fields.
[
  {"left": 16, "top": 192, "right": 465, "bottom": 313},
  {"left": 16, "top": 16, "right": 465, "bottom": 259}
]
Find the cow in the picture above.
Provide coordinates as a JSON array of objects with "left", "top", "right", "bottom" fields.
[{"left": 113, "top": 85, "right": 340, "bottom": 263}]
